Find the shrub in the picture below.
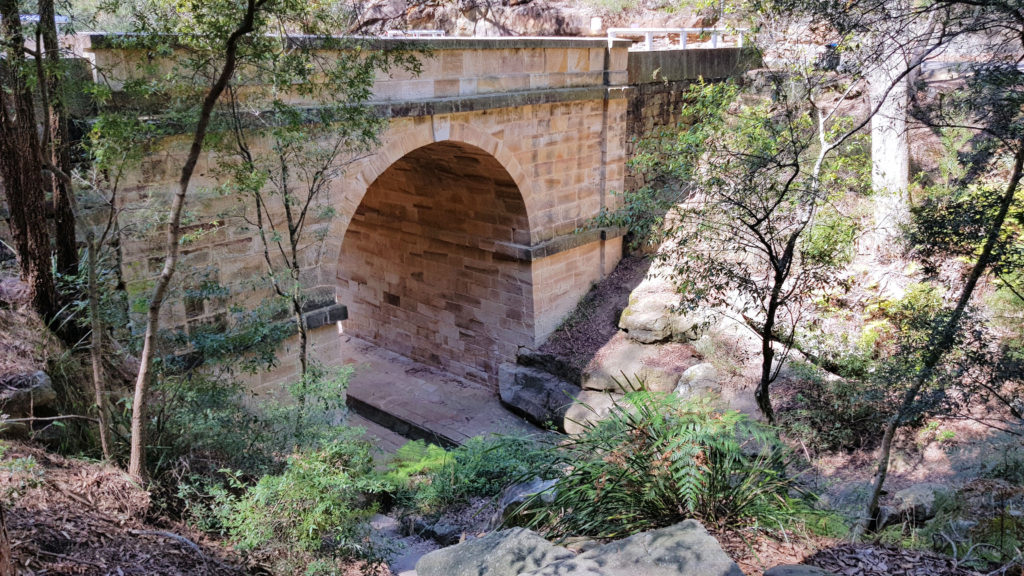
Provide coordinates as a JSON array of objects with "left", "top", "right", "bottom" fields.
[
  {"left": 513, "top": 393, "right": 797, "bottom": 539},
  {"left": 217, "top": 433, "right": 393, "bottom": 573},
  {"left": 778, "top": 364, "right": 890, "bottom": 453},
  {"left": 379, "top": 436, "right": 556, "bottom": 515}
]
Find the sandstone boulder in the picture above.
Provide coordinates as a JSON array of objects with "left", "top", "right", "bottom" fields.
[
  {"left": 581, "top": 332, "right": 689, "bottom": 394},
  {"left": 415, "top": 527, "right": 574, "bottom": 576},
  {"left": 674, "top": 362, "right": 720, "bottom": 398},
  {"left": 563, "top": 390, "right": 623, "bottom": 435},
  {"left": 522, "top": 519, "right": 743, "bottom": 576},
  {"left": 0, "top": 371, "right": 56, "bottom": 416},
  {"left": 490, "top": 476, "right": 558, "bottom": 529},
  {"left": 499, "top": 364, "right": 579, "bottom": 429},
  {"left": 894, "top": 483, "right": 953, "bottom": 524},
  {"left": 618, "top": 281, "right": 709, "bottom": 344}
]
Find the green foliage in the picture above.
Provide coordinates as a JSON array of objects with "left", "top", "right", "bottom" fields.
[
  {"left": 778, "top": 363, "right": 889, "bottom": 453},
  {"left": 379, "top": 436, "right": 554, "bottom": 515},
  {"left": 514, "top": 393, "right": 797, "bottom": 539},
  {"left": 414, "top": 436, "right": 554, "bottom": 513},
  {"left": 376, "top": 440, "right": 449, "bottom": 490},
  {"left": 216, "top": 435, "right": 393, "bottom": 572}
]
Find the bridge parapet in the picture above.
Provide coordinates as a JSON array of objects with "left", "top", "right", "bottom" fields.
[{"left": 81, "top": 35, "right": 632, "bottom": 115}]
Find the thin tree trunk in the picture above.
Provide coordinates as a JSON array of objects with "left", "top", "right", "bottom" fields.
[
  {"left": 856, "top": 144, "right": 1024, "bottom": 538},
  {"left": 38, "top": 0, "right": 78, "bottom": 277},
  {"left": 87, "top": 234, "right": 112, "bottom": 460},
  {"left": 128, "top": 0, "right": 263, "bottom": 479},
  {"left": 0, "top": 501, "right": 12, "bottom": 576},
  {"left": 0, "top": 0, "right": 59, "bottom": 323}
]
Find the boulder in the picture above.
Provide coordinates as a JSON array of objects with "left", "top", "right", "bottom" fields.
[
  {"left": 522, "top": 519, "right": 743, "bottom": 576},
  {"left": 581, "top": 333, "right": 687, "bottom": 394},
  {"left": 563, "top": 390, "right": 623, "bottom": 435},
  {"left": 0, "top": 371, "right": 55, "bottom": 416},
  {"left": 489, "top": 476, "right": 558, "bottom": 529},
  {"left": 618, "top": 281, "right": 709, "bottom": 344},
  {"left": 894, "top": 483, "right": 953, "bottom": 524},
  {"left": 674, "top": 363, "right": 720, "bottom": 398},
  {"left": 499, "top": 364, "right": 579, "bottom": 430},
  {"left": 415, "top": 527, "right": 574, "bottom": 576},
  {"left": 764, "top": 566, "right": 838, "bottom": 576}
]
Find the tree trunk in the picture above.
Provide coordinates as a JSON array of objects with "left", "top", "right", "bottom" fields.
[
  {"left": 0, "top": 0, "right": 59, "bottom": 323},
  {"left": 856, "top": 144, "right": 1024, "bottom": 538},
  {"left": 0, "top": 501, "right": 12, "bottom": 576},
  {"left": 38, "top": 0, "right": 78, "bottom": 277},
  {"left": 88, "top": 235, "right": 112, "bottom": 460},
  {"left": 128, "top": 0, "right": 263, "bottom": 479},
  {"left": 869, "top": 52, "right": 910, "bottom": 247}
]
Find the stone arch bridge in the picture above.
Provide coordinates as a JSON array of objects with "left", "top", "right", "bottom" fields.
[{"left": 84, "top": 36, "right": 750, "bottom": 394}]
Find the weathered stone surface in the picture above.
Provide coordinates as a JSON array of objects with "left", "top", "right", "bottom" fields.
[
  {"left": 894, "top": 483, "right": 953, "bottom": 524},
  {"left": 0, "top": 371, "right": 55, "bottom": 416},
  {"left": 563, "top": 390, "right": 623, "bottom": 435},
  {"left": 674, "top": 362, "right": 720, "bottom": 398},
  {"left": 523, "top": 519, "right": 743, "bottom": 576},
  {"left": 764, "top": 565, "right": 838, "bottom": 576},
  {"left": 415, "top": 527, "right": 574, "bottom": 576},
  {"left": 490, "top": 476, "right": 558, "bottom": 529},
  {"left": 618, "top": 280, "right": 709, "bottom": 344},
  {"left": 499, "top": 364, "right": 580, "bottom": 429},
  {"left": 581, "top": 332, "right": 689, "bottom": 394}
]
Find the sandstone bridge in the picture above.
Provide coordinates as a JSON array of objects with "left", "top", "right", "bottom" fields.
[{"left": 86, "top": 35, "right": 753, "bottom": 441}]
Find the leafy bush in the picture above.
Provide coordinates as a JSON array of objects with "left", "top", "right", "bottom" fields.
[
  {"left": 379, "top": 436, "right": 555, "bottom": 515},
  {"left": 513, "top": 393, "right": 797, "bottom": 539},
  {"left": 216, "top": 434, "right": 393, "bottom": 573},
  {"left": 778, "top": 363, "right": 889, "bottom": 453}
]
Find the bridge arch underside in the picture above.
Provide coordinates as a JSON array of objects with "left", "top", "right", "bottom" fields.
[{"left": 337, "top": 141, "right": 534, "bottom": 386}]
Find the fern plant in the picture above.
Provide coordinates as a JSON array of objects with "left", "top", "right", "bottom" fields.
[{"left": 511, "top": 392, "right": 796, "bottom": 539}]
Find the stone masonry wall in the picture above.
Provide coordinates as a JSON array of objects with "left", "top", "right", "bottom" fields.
[{"left": 337, "top": 141, "right": 534, "bottom": 386}]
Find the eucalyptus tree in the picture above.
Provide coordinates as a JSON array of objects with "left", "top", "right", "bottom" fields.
[{"left": 216, "top": 29, "right": 418, "bottom": 441}]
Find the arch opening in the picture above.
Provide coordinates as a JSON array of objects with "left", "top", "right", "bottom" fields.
[{"left": 337, "top": 141, "right": 534, "bottom": 386}]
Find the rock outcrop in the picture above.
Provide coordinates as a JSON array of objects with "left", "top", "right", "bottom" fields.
[
  {"left": 418, "top": 520, "right": 743, "bottom": 576},
  {"left": 416, "top": 527, "right": 575, "bottom": 576}
]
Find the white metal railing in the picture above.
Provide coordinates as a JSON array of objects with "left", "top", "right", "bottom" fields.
[
  {"left": 383, "top": 29, "right": 445, "bottom": 38},
  {"left": 607, "top": 27, "right": 748, "bottom": 50}
]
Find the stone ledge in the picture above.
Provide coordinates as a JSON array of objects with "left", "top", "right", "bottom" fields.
[
  {"left": 302, "top": 303, "right": 348, "bottom": 330},
  {"left": 495, "top": 226, "right": 625, "bottom": 262},
  {"left": 376, "top": 86, "right": 630, "bottom": 118},
  {"left": 86, "top": 33, "right": 632, "bottom": 51}
]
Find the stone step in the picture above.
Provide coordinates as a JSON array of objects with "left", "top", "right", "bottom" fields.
[{"left": 337, "top": 336, "right": 542, "bottom": 448}]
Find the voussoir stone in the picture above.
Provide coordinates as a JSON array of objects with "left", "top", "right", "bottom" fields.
[
  {"left": 499, "top": 364, "right": 580, "bottom": 430},
  {"left": 764, "top": 565, "right": 839, "bottom": 576},
  {"left": 415, "top": 527, "right": 574, "bottom": 576},
  {"left": 522, "top": 519, "right": 744, "bottom": 576}
]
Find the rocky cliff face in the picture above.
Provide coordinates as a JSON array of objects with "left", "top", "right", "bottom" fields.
[{"left": 349, "top": 0, "right": 717, "bottom": 38}]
